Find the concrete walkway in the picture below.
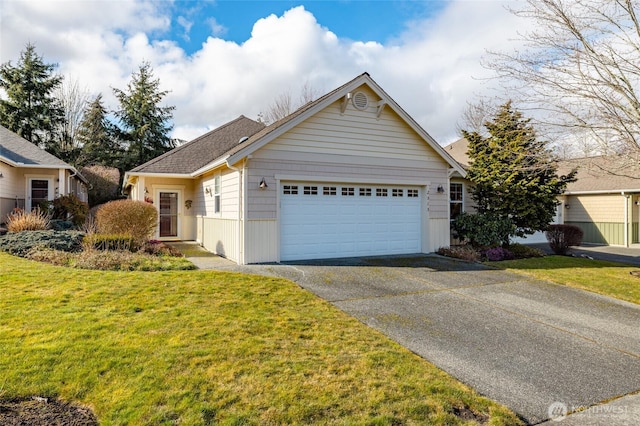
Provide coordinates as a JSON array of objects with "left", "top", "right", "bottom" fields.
[{"left": 171, "top": 242, "right": 640, "bottom": 425}]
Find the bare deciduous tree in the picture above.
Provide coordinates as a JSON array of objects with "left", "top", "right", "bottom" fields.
[
  {"left": 487, "top": 0, "right": 640, "bottom": 175},
  {"left": 258, "top": 82, "right": 321, "bottom": 125},
  {"left": 55, "top": 77, "right": 91, "bottom": 162}
]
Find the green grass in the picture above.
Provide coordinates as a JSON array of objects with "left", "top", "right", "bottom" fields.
[
  {"left": 491, "top": 256, "right": 640, "bottom": 305},
  {"left": 0, "top": 252, "right": 520, "bottom": 425}
]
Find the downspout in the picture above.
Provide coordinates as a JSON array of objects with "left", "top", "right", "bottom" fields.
[
  {"left": 623, "top": 192, "right": 630, "bottom": 247},
  {"left": 67, "top": 169, "right": 78, "bottom": 198},
  {"left": 226, "top": 159, "right": 245, "bottom": 264}
]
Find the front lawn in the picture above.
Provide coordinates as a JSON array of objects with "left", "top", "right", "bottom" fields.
[
  {"left": 491, "top": 256, "right": 640, "bottom": 305},
  {"left": 0, "top": 253, "right": 520, "bottom": 425}
]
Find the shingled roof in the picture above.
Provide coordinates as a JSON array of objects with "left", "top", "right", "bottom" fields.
[
  {"left": 1, "top": 124, "right": 71, "bottom": 167},
  {"left": 559, "top": 156, "right": 640, "bottom": 193},
  {"left": 130, "top": 115, "right": 265, "bottom": 174},
  {"left": 127, "top": 72, "right": 465, "bottom": 179}
]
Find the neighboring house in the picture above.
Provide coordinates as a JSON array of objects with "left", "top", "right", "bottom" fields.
[
  {"left": 123, "top": 73, "right": 466, "bottom": 264},
  {"left": 0, "top": 125, "right": 88, "bottom": 221},
  {"left": 559, "top": 156, "right": 640, "bottom": 247},
  {"left": 444, "top": 138, "right": 640, "bottom": 247}
]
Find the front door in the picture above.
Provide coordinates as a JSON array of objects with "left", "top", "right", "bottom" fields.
[
  {"left": 28, "top": 178, "right": 51, "bottom": 211},
  {"left": 158, "top": 191, "right": 179, "bottom": 238}
]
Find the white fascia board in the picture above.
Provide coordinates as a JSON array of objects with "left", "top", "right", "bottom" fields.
[
  {"left": 190, "top": 156, "right": 230, "bottom": 177},
  {"left": 122, "top": 171, "right": 194, "bottom": 190},
  {"left": 275, "top": 174, "right": 430, "bottom": 187},
  {"left": 565, "top": 189, "right": 640, "bottom": 195}
]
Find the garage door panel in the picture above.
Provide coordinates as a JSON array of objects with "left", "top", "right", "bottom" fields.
[{"left": 281, "top": 183, "right": 422, "bottom": 261}]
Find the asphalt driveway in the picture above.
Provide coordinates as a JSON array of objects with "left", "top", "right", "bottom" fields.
[{"left": 228, "top": 254, "right": 640, "bottom": 425}]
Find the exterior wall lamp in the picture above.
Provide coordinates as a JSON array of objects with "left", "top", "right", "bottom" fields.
[
  {"left": 259, "top": 178, "right": 268, "bottom": 189},
  {"left": 436, "top": 185, "right": 444, "bottom": 194}
]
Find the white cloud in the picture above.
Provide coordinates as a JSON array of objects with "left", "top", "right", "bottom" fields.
[
  {"left": 177, "top": 16, "right": 193, "bottom": 41},
  {"left": 0, "top": 0, "right": 528, "bottom": 145},
  {"left": 206, "top": 17, "right": 227, "bottom": 37}
]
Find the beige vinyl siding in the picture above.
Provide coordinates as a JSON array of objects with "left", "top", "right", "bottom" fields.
[
  {"left": 244, "top": 219, "right": 278, "bottom": 264},
  {"left": 429, "top": 218, "right": 450, "bottom": 251},
  {"left": 249, "top": 87, "right": 450, "bottom": 221},
  {"left": 565, "top": 194, "right": 624, "bottom": 222},
  {"left": 0, "top": 163, "right": 24, "bottom": 219},
  {"left": 197, "top": 216, "right": 238, "bottom": 262},
  {"left": 198, "top": 168, "right": 239, "bottom": 219}
]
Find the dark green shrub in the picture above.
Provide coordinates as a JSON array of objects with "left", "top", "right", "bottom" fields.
[
  {"left": 50, "top": 220, "right": 75, "bottom": 231},
  {"left": 0, "top": 230, "right": 85, "bottom": 256},
  {"left": 437, "top": 245, "right": 481, "bottom": 262},
  {"left": 546, "top": 224, "right": 584, "bottom": 255},
  {"left": 452, "top": 213, "right": 515, "bottom": 247},
  {"left": 52, "top": 194, "right": 89, "bottom": 227},
  {"left": 83, "top": 233, "right": 138, "bottom": 252},
  {"left": 95, "top": 200, "right": 158, "bottom": 244},
  {"left": 507, "top": 243, "right": 545, "bottom": 259}
]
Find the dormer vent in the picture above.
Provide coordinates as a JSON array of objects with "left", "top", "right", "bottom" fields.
[
  {"left": 238, "top": 136, "right": 249, "bottom": 144},
  {"left": 352, "top": 91, "right": 369, "bottom": 110}
]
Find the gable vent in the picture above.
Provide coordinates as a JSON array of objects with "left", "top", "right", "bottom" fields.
[{"left": 352, "top": 91, "right": 369, "bottom": 110}]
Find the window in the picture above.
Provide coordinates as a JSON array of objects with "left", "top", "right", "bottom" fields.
[
  {"left": 450, "top": 183, "right": 463, "bottom": 219},
  {"left": 407, "top": 189, "right": 419, "bottom": 198},
  {"left": 323, "top": 186, "right": 337, "bottom": 195},
  {"left": 392, "top": 189, "right": 403, "bottom": 197},
  {"left": 342, "top": 187, "right": 355, "bottom": 196},
  {"left": 283, "top": 185, "right": 298, "bottom": 195},
  {"left": 214, "top": 175, "right": 221, "bottom": 213},
  {"left": 359, "top": 187, "right": 372, "bottom": 197},
  {"left": 303, "top": 186, "right": 318, "bottom": 195},
  {"left": 376, "top": 188, "right": 388, "bottom": 197}
]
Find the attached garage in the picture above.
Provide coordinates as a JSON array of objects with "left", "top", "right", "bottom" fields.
[{"left": 280, "top": 182, "right": 422, "bottom": 261}]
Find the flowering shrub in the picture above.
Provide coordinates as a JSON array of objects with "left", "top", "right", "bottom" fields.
[{"left": 483, "top": 247, "right": 515, "bottom": 262}]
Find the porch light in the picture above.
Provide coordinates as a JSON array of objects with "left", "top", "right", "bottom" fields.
[
  {"left": 565, "top": 204, "right": 570, "bottom": 209},
  {"left": 259, "top": 178, "right": 268, "bottom": 189},
  {"left": 436, "top": 185, "right": 445, "bottom": 194}
]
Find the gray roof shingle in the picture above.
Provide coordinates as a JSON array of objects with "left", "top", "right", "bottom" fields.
[
  {"left": 130, "top": 115, "right": 265, "bottom": 174},
  {"left": 0, "top": 124, "right": 71, "bottom": 167}
]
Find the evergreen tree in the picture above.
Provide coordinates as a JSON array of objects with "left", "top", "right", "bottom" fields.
[
  {"left": 462, "top": 101, "right": 577, "bottom": 237},
  {"left": 76, "top": 94, "right": 122, "bottom": 168},
  {"left": 0, "top": 43, "right": 64, "bottom": 146},
  {"left": 113, "top": 62, "right": 175, "bottom": 171}
]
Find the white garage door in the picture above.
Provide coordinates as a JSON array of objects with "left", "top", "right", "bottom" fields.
[{"left": 280, "top": 182, "right": 422, "bottom": 261}]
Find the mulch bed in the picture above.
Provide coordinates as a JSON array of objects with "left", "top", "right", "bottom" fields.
[{"left": 0, "top": 397, "right": 97, "bottom": 426}]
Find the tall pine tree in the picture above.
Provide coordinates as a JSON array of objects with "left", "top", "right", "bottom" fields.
[
  {"left": 113, "top": 62, "right": 175, "bottom": 171},
  {"left": 0, "top": 43, "right": 64, "bottom": 147},
  {"left": 76, "top": 94, "right": 122, "bottom": 168},
  {"left": 463, "top": 101, "right": 577, "bottom": 237}
]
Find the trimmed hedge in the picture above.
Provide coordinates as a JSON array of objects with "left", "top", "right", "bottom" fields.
[
  {"left": 0, "top": 230, "right": 85, "bottom": 257},
  {"left": 95, "top": 200, "right": 158, "bottom": 244}
]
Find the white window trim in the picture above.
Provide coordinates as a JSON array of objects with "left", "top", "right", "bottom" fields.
[
  {"left": 213, "top": 174, "right": 221, "bottom": 214},
  {"left": 450, "top": 182, "right": 464, "bottom": 220},
  {"left": 152, "top": 186, "right": 184, "bottom": 240},
  {"left": 25, "top": 175, "right": 54, "bottom": 211}
]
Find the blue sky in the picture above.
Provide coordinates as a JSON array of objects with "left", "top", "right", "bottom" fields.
[
  {"left": 0, "top": 0, "right": 525, "bottom": 143},
  {"left": 169, "top": 1, "right": 447, "bottom": 53}
]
